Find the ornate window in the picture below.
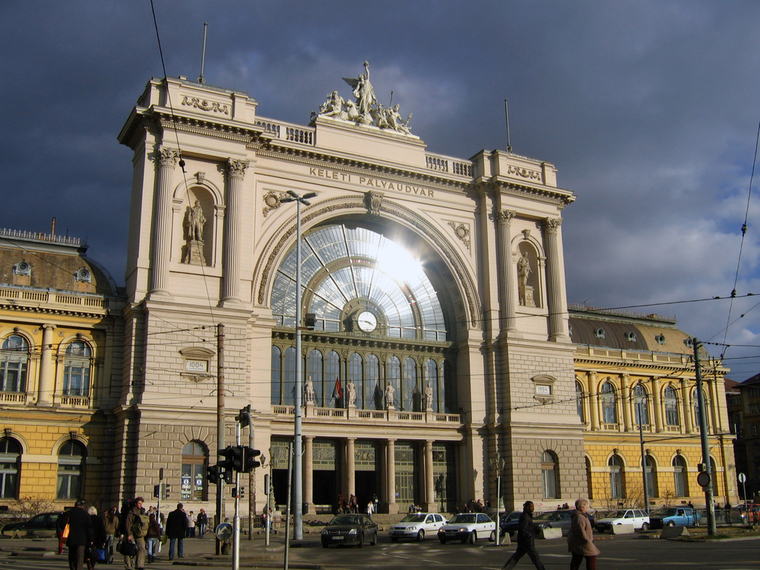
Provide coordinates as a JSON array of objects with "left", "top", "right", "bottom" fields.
[
  {"left": 609, "top": 455, "right": 625, "bottom": 499},
  {"left": 664, "top": 386, "right": 679, "bottom": 426},
  {"left": 366, "top": 354, "right": 380, "bottom": 410},
  {"left": 326, "top": 351, "right": 340, "bottom": 407},
  {"left": 63, "top": 341, "right": 92, "bottom": 397},
  {"left": 575, "top": 381, "right": 585, "bottom": 423},
  {"left": 181, "top": 441, "right": 208, "bottom": 501},
  {"left": 271, "top": 346, "right": 282, "bottom": 405},
  {"left": 0, "top": 335, "right": 29, "bottom": 393},
  {"left": 601, "top": 382, "right": 617, "bottom": 424},
  {"left": 57, "top": 441, "right": 86, "bottom": 500},
  {"left": 404, "top": 358, "right": 417, "bottom": 411},
  {"left": 694, "top": 389, "right": 710, "bottom": 431},
  {"left": 425, "top": 359, "right": 439, "bottom": 412},
  {"left": 307, "top": 350, "right": 323, "bottom": 407},
  {"left": 387, "top": 356, "right": 401, "bottom": 409},
  {"left": 673, "top": 455, "right": 687, "bottom": 497},
  {"left": 541, "top": 450, "right": 558, "bottom": 499},
  {"left": 643, "top": 456, "right": 657, "bottom": 498},
  {"left": 0, "top": 438, "right": 21, "bottom": 499},
  {"left": 633, "top": 384, "right": 649, "bottom": 426},
  {"left": 348, "top": 353, "right": 363, "bottom": 408}
]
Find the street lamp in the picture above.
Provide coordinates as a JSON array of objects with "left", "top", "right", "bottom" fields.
[
  {"left": 280, "top": 190, "right": 316, "bottom": 541},
  {"left": 635, "top": 394, "right": 650, "bottom": 516},
  {"left": 489, "top": 454, "right": 505, "bottom": 544}
]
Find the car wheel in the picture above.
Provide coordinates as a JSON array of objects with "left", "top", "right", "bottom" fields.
[
  {"left": 358, "top": 533, "right": 364, "bottom": 547},
  {"left": 416, "top": 530, "right": 425, "bottom": 542},
  {"left": 489, "top": 531, "right": 496, "bottom": 542},
  {"left": 667, "top": 521, "right": 675, "bottom": 527},
  {"left": 468, "top": 531, "right": 477, "bottom": 545},
  {"left": 439, "top": 538, "right": 447, "bottom": 544},
  {"left": 641, "top": 523, "right": 650, "bottom": 531},
  {"left": 391, "top": 537, "right": 398, "bottom": 543}
]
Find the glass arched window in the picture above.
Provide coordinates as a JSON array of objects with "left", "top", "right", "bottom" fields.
[
  {"left": 181, "top": 441, "right": 208, "bottom": 501},
  {"left": 0, "top": 438, "right": 21, "bottom": 499},
  {"left": 387, "top": 356, "right": 400, "bottom": 409},
  {"left": 633, "top": 385, "right": 649, "bottom": 426},
  {"left": 349, "top": 353, "right": 363, "bottom": 408},
  {"left": 673, "top": 456, "right": 687, "bottom": 497},
  {"left": 541, "top": 451, "right": 558, "bottom": 499},
  {"left": 63, "top": 341, "right": 92, "bottom": 397},
  {"left": 601, "top": 382, "right": 617, "bottom": 424},
  {"left": 664, "top": 386, "right": 679, "bottom": 426},
  {"left": 57, "top": 441, "right": 86, "bottom": 500},
  {"left": 643, "top": 456, "right": 657, "bottom": 498},
  {"left": 366, "top": 354, "right": 380, "bottom": 409},
  {"left": 270, "top": 346, "right": 282, "bottom": 405},
  {"left": 326, "top": 351, "right": 340, "bottom": 407},
  {"left": 404, "top": 358, "right": 417, "bottom": 411},
  {"left": 609, "top": 455, "right": 624, "bottom": 499},
  {"left": 0, "top": 334, "right": 29, "bottom": 393},
  {"left": 575, "top": 381, "right": 585, "bottom": 423},
  {"left": 283, "top": 347, "right": 296, "bottom": 406},
  {"left": 307, "top": 350, "right": 323, "bottom": 407},
  {"left": 425, "top": 359, "right": 439, "bottom": 412}
]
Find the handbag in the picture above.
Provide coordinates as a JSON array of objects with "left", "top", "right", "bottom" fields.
[
  {"left": 61, "top": 523, "right": 70, "bottom": 539},
  {"left": 94, "top": 548, "right": 107, "bottom": 563},
  {"left": 118, "top": 539, "right": 139, "bottom": 557}
]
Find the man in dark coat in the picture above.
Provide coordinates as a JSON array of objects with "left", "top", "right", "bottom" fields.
[
  {"left": 502, "top": 501, "right": 546, "bottom": 570},
  {"left": 61, "top": 499, "right": 94, "bottom": 570},
  {"left": 165, "top": 503, "right": 188, "bottom": 560}
]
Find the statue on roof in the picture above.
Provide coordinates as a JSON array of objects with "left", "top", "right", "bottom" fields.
[{"left": 343, "top": 61, "right": 377, "bottom": 125}]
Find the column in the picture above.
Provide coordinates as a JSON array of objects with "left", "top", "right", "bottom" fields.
[
  {"left": 708, "top": 378, "right": 720, "bottom": 435},
  {"left": 304, "top": 436, "right": 314, "bottom": 514},
  {"left": 221, "top": 158, "right": 248, "bottom": 305},
  {"left": 149, "top": 148, "right": 179, "bottom": 295},
  {"left": 36, "top": 324, "right": 56, "bottom": 406},
  {"left": 386, "top": 439, "right": 398, "bottom": 514},
  {"left": 424, "top": 440, "right": 436, "bottom": 512},
  {"left": 543, "top": 218, "right": 569, "bottom": 341},
  {"left": 346, "top": 437, "right": 355, "bottom": 498},
  {"left": 681, "top": 379, "right": 693, "bottom": 434},
  {"left": 588, "top": 372, "right": 599, "bottom": 431},
  {"left": 650, "top": 377, "right": 663, "bottom": 432},
  {"left": 621, "top": 374, "right": 632, "bottom": 432},
  {"left": 496, "top": 210, "right": 517, "bottom": 331}
]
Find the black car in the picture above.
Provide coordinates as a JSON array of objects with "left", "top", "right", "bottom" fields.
[
  {"left": 499, "top": 511, "right": 522, "bottom": 538},
  {"left": 1, "top": 512, "right": 63, "bottom": 536},
  {"left": 532, "top": 510, "right": 574, "bottom": 536},
  {"left": 321, "top": 514, "right": 378, "bottom": 548}
]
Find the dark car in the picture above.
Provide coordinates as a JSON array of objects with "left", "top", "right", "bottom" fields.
[
  {"left": 1, "top": 512, "right": 63, "bottom": 536},
  {"left": 321, "top": 514, "right": 378, "bottom": 548},
  {"left": 532, "top": 510, "right": 574, "bottom": 536},
  {"left": 499, "top": 511, "right": 522, "bottom": 538}
]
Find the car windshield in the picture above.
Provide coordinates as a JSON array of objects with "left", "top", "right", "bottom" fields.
[
  {"left": 607, "top": 510, "right": 629, "bottom": 518},
  {"left": 400, "top": 514, "right": 426, "bottom": 523},
  {"left": 502, "top": 512, "right": 521, "bottom": 521},
  {"left": 329, "top": 516, "right": 362, "bottom": 526},
  {"left": 450, "top": 514, "right": 477, "bottom": 524}
]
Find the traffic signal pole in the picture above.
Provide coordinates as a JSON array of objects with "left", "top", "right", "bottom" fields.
[
  {"left": 233, "top": 423, "right": 241, "bottom": 570},
  {"left": 216, "top": 323, "right": 225, "bottom": 556},
  {"left": 692, "top": 338, "right": 716, "bottom": 536}
]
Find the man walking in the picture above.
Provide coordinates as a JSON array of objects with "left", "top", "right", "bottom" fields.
[
  {"left": 61, "top": 499, "right": 94, "bottom": 570},
  {"left": 166, "top": 503, "right": 188, "bottom": 560},
  {"left": 124, "top": 497, "right": 147, "bottom": 570},
  {"left": 502, "top": 501, "right": 546, "bottom": 570}
]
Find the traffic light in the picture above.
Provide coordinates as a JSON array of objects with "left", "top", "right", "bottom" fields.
[
  {"left": 223, "top": 466, "right": 234, "bottom": 485},
  {"left": 219, "top": 446, "right": 238, "bottom": 472},
  {"left": 153, "top": 484, "right": 160, "bottom": 498},
  {"left": 243, "top": 448, "right": 261, "bottom": 472},
  {"left": 164, "top": 484, "right": 171, "bottom": 500},
  {"left": 207, "top": 465, "right": 221, "bottom": 485}
]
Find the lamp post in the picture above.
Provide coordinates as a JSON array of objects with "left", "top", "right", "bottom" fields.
[
  {"left": 489, "top": 454, "right": 505, "bottom": 544},
  {"left": 280, "top": 190, "right": 316, "bottom": 541},
  {"left": 635, "top": 395, "right": 650, "bottom": 516}
]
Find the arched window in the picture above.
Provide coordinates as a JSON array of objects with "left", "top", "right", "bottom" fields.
[
  {"left": 585, "top": 457, "right": 593, "bottom": 499},
  {"left": 609, "top": 455, "right": 624, "bottom": 499},
  {"left": 694, "top": 390, "right": 710, "bottom": 432},
  {"left": 349, "top": 353, "right": 363, "bottom": 408},
  {"left": 541, "top": 451, "right": 558, "bottom": 499},
  {"left": 673, "top": 456, "right": 687, "bottom": 497},
  {"left": 633, "top": 385, "right": 649, "bottom": 426},
  {"left": 326, "top": 351, "right": 340, "bottom": 407},
  {"left": 63, "top": 341, "right": 92, "bottom": 397},
  {"left": 366, "top": 354, "right": 380, "bottom": 409},
  {"left": 387, "top": 356, "right": 400, "bottom": 409},
  {"left": 0, "top": 438, "right": 21, "bottom": 499},
  {"left": 601, "top": 382, "right": 617, "bottom": 424},
  {"left": 283, "top": 347, "right": 296, "bottom": 406},
  {"left": 307, "top": 350, "right": 323, "bottom": 407},
  {"left": 576, "top": 381, "right": 585, "bottom": 423},
  {"left": 404, "top": 358, "right": 417, "bottom": 411},
  {"left": 270, "top": 346, "right": 282, "bottom": 404},
  {"left": 0, "top": 334, "right": 29, "bottom": 393},
  {"left": 57, "top": 441, "right": 86, "bottom": 500},
  {"left": 643, "top": 456, "right": 657, "bottom": 498},
  {"left": 664, "top": 386, "right": 679, "bottom": 426},
  {"left": 425, "top": 359, "right": 439, "bottom": 412},
  {"left": 181, "top": 441, "right": 208, "bottom": 501}
]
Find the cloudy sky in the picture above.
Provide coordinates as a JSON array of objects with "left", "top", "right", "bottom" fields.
[{"left": 1, "top": 1, "right": 759, "bottom": 379}]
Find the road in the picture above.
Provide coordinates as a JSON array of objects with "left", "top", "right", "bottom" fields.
[{"left": 2, "top": 532, "right": 759, "bottom": 569}]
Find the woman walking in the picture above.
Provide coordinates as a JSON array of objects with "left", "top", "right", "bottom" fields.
[{"left": 567, "top": 499, "right": 600, "bottom": 570}]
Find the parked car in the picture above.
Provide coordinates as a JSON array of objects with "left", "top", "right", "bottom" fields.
[
  {"left": 649, "top": 507, "right": 701, "bottom": 529},
  {"left": 437, "top": 513, "right": 496, "bottom": 544},
  {"left": 499, "top": 511, "right": 523, "bottom": 538},
  {"left": 594, "top": 509, "right": 650, "bottom": 533},
  {"left": 532, "top": 510, "right": 574, "bottom": 536},
  {"left": 1, "top": 512, "right": 63, "bottom": 536},
  {"left": 320, "top": 514, "right": 378, "bottom": 548},
  {"left": 389, "top": 512, "right": 448, "bottom": 542}
]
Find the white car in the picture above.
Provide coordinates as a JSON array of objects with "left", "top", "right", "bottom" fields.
[
  {"left": 389, "top": 512, "right": 448, "bottom": 542},
  {"left": 437, "top": 513, "right": 496, "bottom": 544},
  {"left": 594, "top": 509, "right": 650, "bottom": 532}
]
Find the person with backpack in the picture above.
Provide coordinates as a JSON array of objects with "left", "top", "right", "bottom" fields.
[{"left": 124, "top": 497, "right": 147, "bottom": 570}]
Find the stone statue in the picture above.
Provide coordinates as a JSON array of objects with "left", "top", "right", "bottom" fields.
[
  {"left": 343, "top": 61, "right": 378, "bottom": 124},
  {"left": 423, "top": 382, "right": 434, "bottom": 410},
  {"left": 346, "top": 379, "right": 357, "bottom": 406},
  {"left": 187, "top": 200, "right": 206, "bottom": 241},
  {"left": 517, "top": 250, "right": 531, "bottom": 306},
  {"left": 318, "top": 91, "right": 345, "bottom": 119},
  {"left": 385, "top": 104, "right": 412, "bottom": 135},
  {"left": 384, "top": 383, "right": 395, "bottom": 410},
  {"left": 304, "top": 375, "right": 315, "bottom": 405}
]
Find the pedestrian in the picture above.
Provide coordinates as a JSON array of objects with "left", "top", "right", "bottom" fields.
[
  {"left": 60, "top": 498, "right": 94, "bottom": 570},
  {"left": 567, "top": 498, "right": 600, "bottom": 570},
  {"left": 145, "top": 513, "right": 161, "bottom": 563},
  {"left": 124, "top": 497, "right": 147, "bottom": 570},
  {"left": 165, "top": 503, "right": 188, "bottom": 560},
  {"left": 186, "top": 511, "right": 196, "bottom": 538},
  {"left": 103, "top": 507, "right": 119, "bottom": 564},
  {"left": 366, "top": 500, "right": 374, "bottom": 521},
  {"left": 86, "top": 506, "right": 106, "bottom": 570},
  {"left": 196, "top": 509, "right": 208, "bottom": 538},
  {"left": 501, "top": 501, "right": 546, "bottom": 570}
]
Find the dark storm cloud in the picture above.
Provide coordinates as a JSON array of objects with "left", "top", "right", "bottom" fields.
[{"left": 1, "top": 0, "right": 758, "bottom": 376}]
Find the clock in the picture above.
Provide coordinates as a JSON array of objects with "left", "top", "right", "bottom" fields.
[{"left": 357, "top": 311, "right": 377, "bottom": 333}]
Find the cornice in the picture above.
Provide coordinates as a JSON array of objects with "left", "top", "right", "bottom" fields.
[
  {"left": 155, "top": 113, "right": 263, "bottom": 144},
  {"left": 491, "top": 179, "right": 575, "bottom": 208},
  {"left": 0, "top": 302, "right": 113, "bottom": 319}
]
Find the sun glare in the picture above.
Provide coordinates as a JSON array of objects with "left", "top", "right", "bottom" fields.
[{"left": 374, "top": 239, "right": 424, "bottom": 285}]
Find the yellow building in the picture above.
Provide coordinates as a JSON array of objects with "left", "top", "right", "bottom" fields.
[
  {"left": 0, "top": 229, "right": 125, "bottom": 510},
  {"left": 570, "top": 306, "right": 737, "bottom": 509}
]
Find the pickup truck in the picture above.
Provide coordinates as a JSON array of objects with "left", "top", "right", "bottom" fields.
[{"left": 649, "top": 507, "right": 701, "bottom": 529}]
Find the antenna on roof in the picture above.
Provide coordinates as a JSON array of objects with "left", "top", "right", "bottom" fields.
[
  {"left": 504, "top": 99, "right": 513, "bottom": 153},
  {"left": 198, "top": 22, "right": 208, "bottom": 84}
]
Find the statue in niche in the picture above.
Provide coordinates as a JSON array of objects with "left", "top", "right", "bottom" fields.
[
  {"left": 304, "top": 375, "right": 315, "bottom": 405},
  {"left": 517, "top": 249, "right": 535, "bottom": 307},
  {"left": 384, "top": 383, "right": 395, "bottom": 410},
  {"left": 182, "top": 200, "right": 207, "bottom": 265},
  {"left": 423, "top": 382, "right": 434, "bottom": 411},
  {"left": 346, "top": 379, "right": 357, "bottom": 406}
]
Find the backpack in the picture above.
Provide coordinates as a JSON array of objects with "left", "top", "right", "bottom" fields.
[{"left": 131, "top": 513, "right": 149, "bottom": 538}]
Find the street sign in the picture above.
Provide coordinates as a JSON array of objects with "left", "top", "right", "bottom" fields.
[
  {"left": 697, "top": 471, "right": 711, "bottom": 487},
  {"left": 738, "top": 472, "right": 747, "bottom": 483},
  {"left": 216, "top": 522, "right": 233, "bottom": 541}
]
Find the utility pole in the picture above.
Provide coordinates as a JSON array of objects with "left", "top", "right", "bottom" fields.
[
  {"left": 215, "top": 323, "right": 225, "bottom": 555},
  {"left": 691, "top": 338, "right": 716, "bottom": 535},
  {"left": 637, "top": 396, "right": 650, "bottom": 516}
]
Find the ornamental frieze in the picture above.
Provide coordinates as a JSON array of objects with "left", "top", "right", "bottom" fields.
[
  {"left": 507, "top": 164, "right": 542, "bottom": 182},
  {"left": 181, "top": 95, "right": 229, "bottom": 115}
]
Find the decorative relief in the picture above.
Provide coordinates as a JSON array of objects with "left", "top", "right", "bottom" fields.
[
  {"left": 543, "top": 218, "right": 562, "bottom": 234},
  {"left": 507, "top": 164, "right": 542, "bottom": 182},
  {"left": 447, "top": 221, "right": 471, "bottom": 250},
  {"left": 262, "top": 191, "right": 289, "bottom": 217},
  {"left": 158, "top": 147, "right": 180, "bottom": 167},
  {"left": 181, "top": 95, "right": 229, "bottom": 115},
  {"left": 496, "top": 210, "right": 516, "bottom": 225},
  {"left": 227, "top": 158, "right": 249, "bottom": 179},
  {"left": 364, "top": 190, "right": 384, "bottom": 215}
]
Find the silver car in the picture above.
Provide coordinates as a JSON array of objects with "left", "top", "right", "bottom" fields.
[{"left": 389, "top": 512, "right": 448, "bottom": 542}]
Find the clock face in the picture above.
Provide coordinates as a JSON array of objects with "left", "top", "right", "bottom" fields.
[{"left": 357, "top": 311, "right": 377, "bottom": 332}]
